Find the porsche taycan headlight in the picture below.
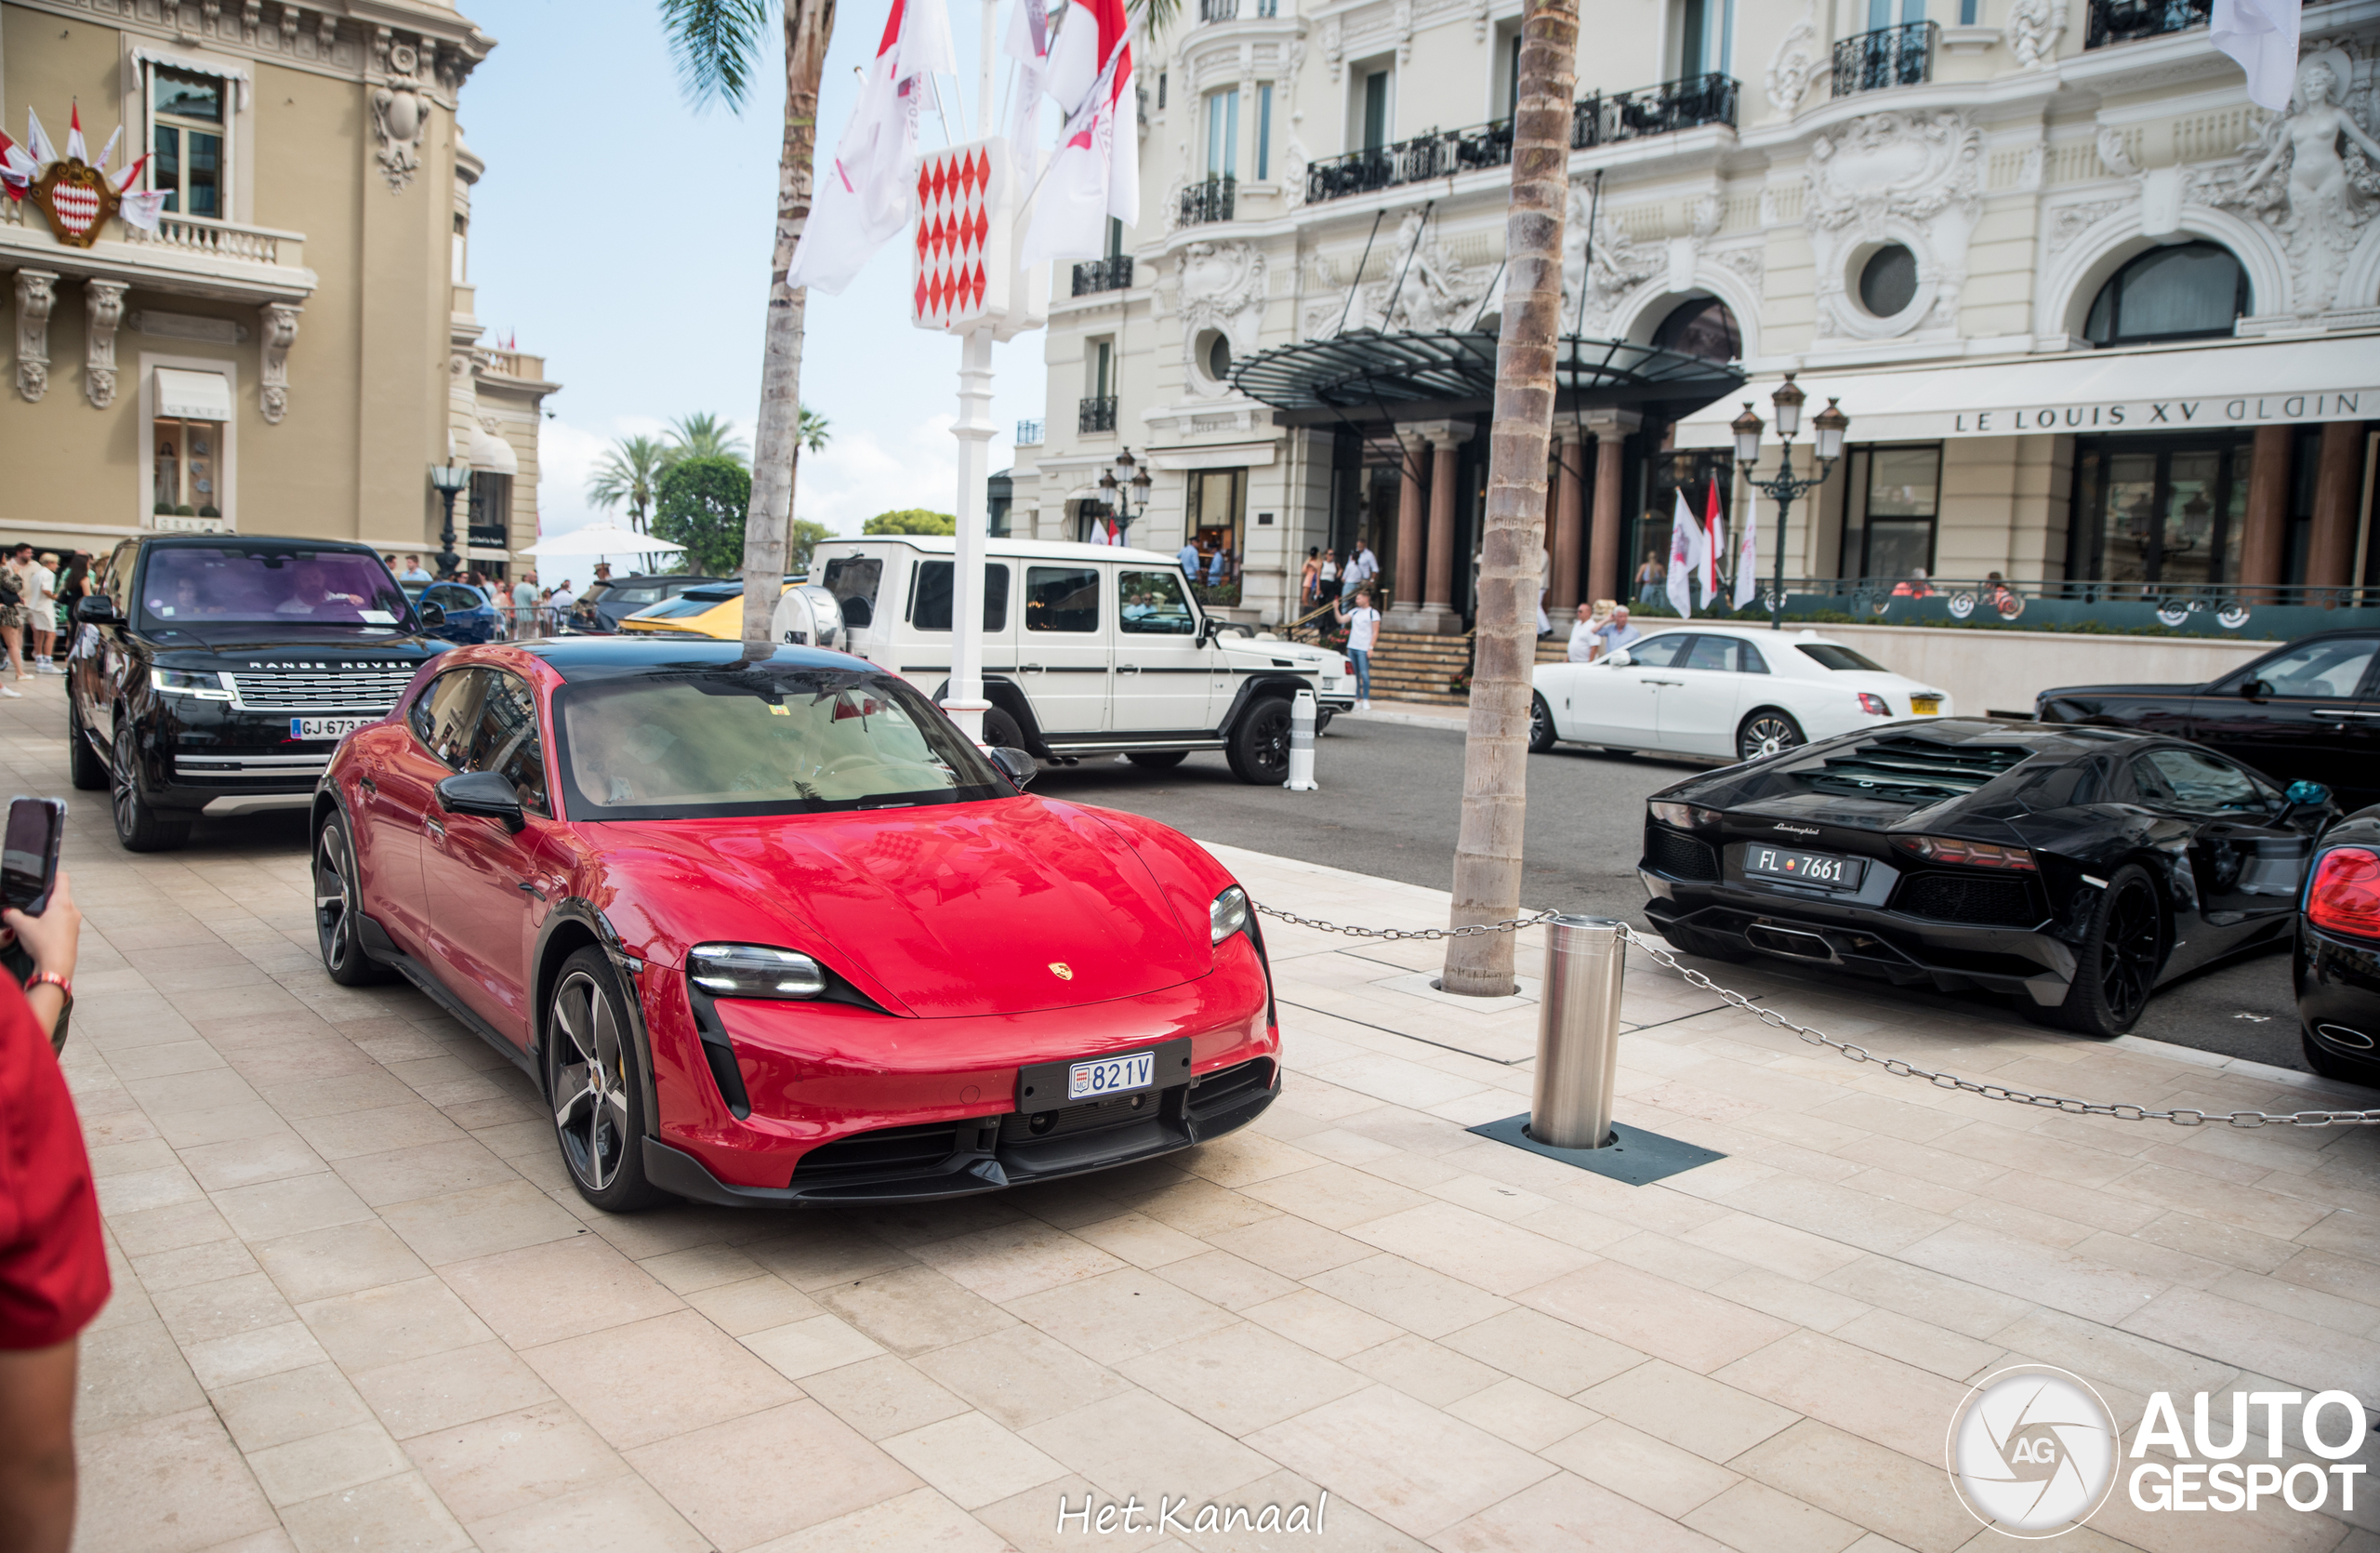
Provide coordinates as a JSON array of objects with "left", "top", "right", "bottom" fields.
[
  {"left": 686, "top": 943, "right": 827, "bottom": 999},
  {"left": 1210, "top": 885, "right": 1251, "bottom": 945}
]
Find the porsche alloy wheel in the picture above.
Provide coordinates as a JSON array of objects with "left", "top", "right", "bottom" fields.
[
  {"left": 313, "top": 816, "right": 393, "bottom": 987},
  {"left": 547, "top": 949, "right": 668, "bottom": 1211},
  {"left": 1528, "top": 695, "right": 1557, "bottom": 754},
  {"left": 2049, "top": 864, "right": 2166, "bottom": 1038},
  {"left": 1737, "top": 710, "right": 1805, "bottom": 763}
]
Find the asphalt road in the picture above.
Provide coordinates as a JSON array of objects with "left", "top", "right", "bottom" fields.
[{"left": 1026, "top": 714, "right": 2311, "bottom": 1074}]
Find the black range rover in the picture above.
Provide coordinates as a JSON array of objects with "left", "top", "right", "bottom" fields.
[{"left": 69, "top": 536, "right": 451, "bottom": 851}]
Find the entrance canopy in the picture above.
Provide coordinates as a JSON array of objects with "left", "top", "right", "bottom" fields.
[
  {"left": 1231, "top": 330, "right": 1744, "bottom": 428},
  {"left": 1673, "top": 334, "right": 2380, "bottom": 448}
]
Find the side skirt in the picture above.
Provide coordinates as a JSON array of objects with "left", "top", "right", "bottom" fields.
[{"left": 359, "top": 913, "right": 536, "bottom": 1080}]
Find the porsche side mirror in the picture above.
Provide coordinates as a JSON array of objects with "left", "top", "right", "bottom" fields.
[
  {"left": 435, "top": 769, "right": 526, "bottom": 832},
  {"left": 74, "top": 595, "right": 123, "bottom": 626},
  {"left": 1603, "top": 649, "right": 1633, "bottom": 668},
  {"left": 985, "top": 747, "right": 1037, "bottom": 789}
]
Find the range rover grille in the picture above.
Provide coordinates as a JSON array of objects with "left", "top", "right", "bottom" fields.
[{"left": 225, "top": 670, "right": 416, "bottom": 713}]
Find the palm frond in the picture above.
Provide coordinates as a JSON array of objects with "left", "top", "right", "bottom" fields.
[
  {"left": 664, "top": 412, "right": 753, "bottom": 466},
  {"left": 657, "top": 0, "right": 774, "bottom": 111},
  {"left": 1126, "top": 0, "right": 1177, "bottom": 39},
  {"left": 797, "top": 405, "right": 831, "bottom": 455}
]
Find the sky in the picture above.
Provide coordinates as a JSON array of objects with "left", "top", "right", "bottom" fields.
[{"left": 459, "top": 0, "right": 1051, "bottom": 546}]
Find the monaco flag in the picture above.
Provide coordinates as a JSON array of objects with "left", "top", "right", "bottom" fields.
[
  {"left": 1020, "top": 0, "right": 1135, "bottom": 266},
  {"left": 1699, "top": 477, "right": 1726, "bottom": 609},
  {"left": 787, "top": 0, "right": 956, "bottom": 295}
]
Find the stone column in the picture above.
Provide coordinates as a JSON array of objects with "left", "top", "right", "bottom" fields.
[
  {"left": 2239, "top": 424, "right": 2293, "bottom": 590},
  {"left": 2307, "top": 420, "right": 2368, "bottom": 589},
  {"left": 1584, "top": 410, "right": 1640, "bottom": 606},
  {"left": 1549, "top": 430, "right": 1585, "bottom": 611},
  {"left": 1392, "top": 433, "right": 1426, "bottom": 613},
  {"left": 1422, "top": 431, "right": 1461, "bottom": 629}
]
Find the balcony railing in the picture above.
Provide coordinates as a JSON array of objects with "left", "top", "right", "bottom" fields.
[
  {"left": 1302, "top": 74, "right": 1737, "bottom": 206},
  {"left": 120, "top": 211, "right": 305, "bottom": 267},
  {"left": 1571, "top": 73, "right": 1739, "bottom": 150},
  {"left": 1015, "top": 418, "right": 1045, "bottom": 445},
  {"left": 1071, "top": 256, "right": 1134, "bottom": 296},
  {"left": 1079, "top": 396, "right": 1117, "bottom": 434},
  {"left": 1179, "top": 175, "right": 1236, "bottom": 226},
  {"left": 1832, "top": 20, "right": 1937, "bottom": 97}
]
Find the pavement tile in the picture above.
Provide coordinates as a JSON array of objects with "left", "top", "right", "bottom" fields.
[
  {"left": 211, "top": 1361, "right": 377, "bottom": 1453},
  {"left": 73, "top": 1406, "right": 281, "bottom": 1553},
  {"left": 462, "top": 1473, "right": 709, "bottom": 1553},
  {"left": 1518, "top": 1259, "right": 1796, "bottom": 1374},
  {"left": 76, "top": 1318, "right": 209, "bottom": 1435},
  {"left": 376, "top": 1179, "right": 587, "bottom": 1266},
  {"left": 1009, "top": 1266, "right": 1237, "bottom": 1365},
  {"left": 1714, "top": 1331, "right": 1975, "bottom": 1462},
  {"left": 438, "top": 1232, "right": 686, "bottom": 1348},
  {"left": 1543, "top": 1414, "right": 1742, "bottom": 1517},
  {"left": 1119, "top": 1321, "right": 1369, "bottom": 1434},
  {"left": 1245, "top": 1384, "right": 1555, "bottom": 1538},
  {"left": 245, "top": 1419, "right": 412, "bottom": 1507},
  {"left": 1434, "top": 1467, "right": 1728, "bottom": 1552},
  {"left": 524, "top": 1307, "right": 803, "bottom": 1449},
  {"left": 1729, "top": 1419, "right": 1976, "bottom": 1553},
  {"left": 1444, "top": 1374, "right": 1598, "bottom": 1451},
  {"left": 912, "top": 1322, "right": 1136, "bottom": 1430},
  {"left": 799, "top": 1352, "right": 974, "bottom": 1440},
  {"left": 1304, "top": 1251, "right": 1514, "bottom": 1338},
  {"left": 1157, "top": 1249, "right": 1302, "bottom": 1311},
  {"left": 629, "top": 1398, "right": 924, "bottom": 1544},
  {"left": 1238, "top": 1286, "right": 1406, "bottom": 1360},
  {"left": 1683, "top": 1479, "right": 1866, "bottom": 1553},
  {"left": 747, "top": 1485, "right": 1014, "bottom": 1553},
  {"left": 297, "top": 1274, "right": 497, "bottom": 1372},
  {"left": 910, "top": 1219, "right": 1131, "bottom": 1302},
  {"left": 400, "top": 1400, "right": 632, "bottom": 1524},
  {"left": 813, "top": 1261, "right": 1024, "bottom": 1357},
  {"left": 1576, "top": 1359, "right": 1802, "bottom": 1463},
  {"left": 1342, "top": 1332, "right": 1507, "bottom": 1406},
  {"left": 879, "top": 1409, "right": 1066, "bottom": 1510},
  {"left": 251, "top": 1219, "right": 434, "bottom": 1305},
  {"left": 682, "top": 1272, "right": 824, "bottom": 1335},
  {"left": 349, "top": 1339, "right": 559, "bottom": 1438},
  {"left": 1025, "top": 1389, "right": 1279, "bottom": 1503}
]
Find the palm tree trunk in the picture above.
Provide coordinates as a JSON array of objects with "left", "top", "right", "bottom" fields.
[
  {"left": 1441, "top": 0, "right": 1576, "bottom": 996},
  {"left": 739, "top": 0, "right": 838, "bottom": 649}
]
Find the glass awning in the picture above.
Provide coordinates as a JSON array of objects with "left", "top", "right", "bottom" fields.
[{"left": 1229, "top": 329, "right": 1745, "bottom": 427}]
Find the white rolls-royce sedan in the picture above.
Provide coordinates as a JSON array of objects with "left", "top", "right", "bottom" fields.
[{"left": 1530, "top": 625, "right": 1953, "bottom": 763}]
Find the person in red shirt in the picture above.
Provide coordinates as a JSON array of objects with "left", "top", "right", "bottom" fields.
[{"left": 0, "top": 872, "right": 102, "bottom": 1553}]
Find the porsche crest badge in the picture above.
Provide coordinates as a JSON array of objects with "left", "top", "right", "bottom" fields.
[{"left": 1048, "top": 962, "right": 1073, "bottom": 980}]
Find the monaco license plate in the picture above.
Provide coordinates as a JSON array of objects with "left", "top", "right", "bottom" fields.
[
  {"left": 291, "top": 716, "right": 369, "bottom": 741},
  {"left": 1910, "top": 696, "right": 1941, "bottom": 715},
  {"left": 1745, "top": 844, "right": 1865, "bottom": 890},
  {"left": 1069, "top": 1049, "right": 1156, "bottom": 1100}
]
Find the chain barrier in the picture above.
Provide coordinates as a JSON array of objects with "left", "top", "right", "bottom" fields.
[{"left": 1251, "top": 902, "right": 2380, "bottom": 1129}]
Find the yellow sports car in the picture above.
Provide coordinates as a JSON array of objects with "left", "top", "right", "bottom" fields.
[{"left": 616, "top": 580, "right": 791, "bottom": 640}]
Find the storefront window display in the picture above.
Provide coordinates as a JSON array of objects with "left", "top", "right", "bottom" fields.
[
  {"left": 1838, "top": 445, "right": 1941, "bottom": 582},
  {"left": 2070, "top": 435, "right": 2250, "bottom": 590}
]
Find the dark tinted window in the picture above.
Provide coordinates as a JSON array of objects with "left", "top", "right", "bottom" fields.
[
  {"left": 423, "top": 583, "right": 481, "bottom": 612},
  {"left": 821, "top": 557, "right": 882, "bottom": 629},
  {"left": 1738, "top": 640, "right": 1770, "bottom": 674},
  {"left": 1682, "top": 635, "right": 1739, "bottom": 672},
  {"left": 2224, "top": 638, "right": 2376, "bottom": 699},
  {"left": 2141, "top": 748, "right": 2266, "bottom": 813},
  {"left": 1627, "top": 634, "right": 1691, "bottom": 669},
  {"left": 1026, "top": 566, "right": 1101, "bottom": 632},
  {"left": 139, "top": 545, "right": 411, "bottom": 630},
  {"left": 909, "top": 562, "right": 1012, "bottom": 631},
  {"left": 2085, "top": 242, "right": 2249, "bottom": 346},
  {"left": 410, "top": 669, "right": 489, "bottom": 769},
  {"left": 1796, "top": 642, "right": 1890, "bottom": 672},
  {"left": 467, "top": 672, "right": 549, "bottom": 816}
]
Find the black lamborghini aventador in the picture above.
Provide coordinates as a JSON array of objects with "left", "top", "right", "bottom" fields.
[{"left": 1638, "top": 719, "right": 2338, "bottom": 1037}]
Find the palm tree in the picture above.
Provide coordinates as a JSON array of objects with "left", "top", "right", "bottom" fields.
[
  {"left": 663, "top": 411, "right": 752, "bottom": 467},
  {"left": 797, "top": 405, "right": 830, "bottom": 457},
  {"left": 586, "top": 434, "right": 670, "bottom": 535},
  {"left": 1442, "top": 0, "right": 1578, "bottom": 998},
  {"left": 660, "top": 0, "right": 838, "bottom": 648}
]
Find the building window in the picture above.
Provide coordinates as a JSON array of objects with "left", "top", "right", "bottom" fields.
[
  {"left": 1838, "top": 445, "right": 1940, "bottom": 581},
  {"left": 1185, "top": 468, "right": 1248, "bottom": 575},
  {"left": 469, "top": 471, "right": 513, "bottom": 546},
  {"left": 1504, "top": 31, "right": 1522, "bottom": 119},
  {"left": 1256, "top": 84, "right": 1274, "bottom": 179},
  {"left": 1206, "top": 86, "right": 1239, "bottom": 177},
  {"left": 1090, "top": 338, "right": 1114, "bottom": 399},
  {"left": 1858, "top": 245, "right": 1919, "bottom": 317},
  {"left": 1868, "top": 0, "right": 1926, "bottom": 23},
  {"left": 453, "top": 215, "right": 469, "bottom": 284},
  {"left": 153, "top": 418, "right": 223, "bottom": 516},
  {"left": 2083, "top": 242, "right": 2250, "bottom": 347},
  {"left": 1678, "top": 0, "right": 1735, "bottom": 77},
  {"left": 1650, "top": 296, "right": 1740, "bottom": 363},
  {"left": 2070, "top": 435, "right": 2252, "bottom": 589},
  {"left": 1362, "top": 67, "right": 1392, "bottom": 151},
  {"left": 152, "top": 69, "right": 227, "bottom": 218}
]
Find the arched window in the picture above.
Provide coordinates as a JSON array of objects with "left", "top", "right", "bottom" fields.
[
  {"left": 2083, "top": 243, "right": 2250, "bottom": 346},
  {"left": 1651, "top": 296, "right": 1740, "bottom": 363}
]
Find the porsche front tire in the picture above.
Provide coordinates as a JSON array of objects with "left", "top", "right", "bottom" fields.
[
  {"left": 313, "top": 814, "right": 396, "bottom": 987},
  {"left": 547, "top": 948, "right": 671, "bottom": 1213}
]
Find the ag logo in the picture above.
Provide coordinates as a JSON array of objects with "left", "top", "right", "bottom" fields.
[{"left": 1946, "top": 1365, "right": 2119, "bottom": 1537}]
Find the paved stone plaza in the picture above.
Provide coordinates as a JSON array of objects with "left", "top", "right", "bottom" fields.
[{"left": 9, "top": 674, "right": 2380, "bottom": 1553}]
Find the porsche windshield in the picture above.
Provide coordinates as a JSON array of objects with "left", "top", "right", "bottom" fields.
[
  {"left": 139, "top": 546, "right": 414, "bottom": 630},
  {"left": 554, "top": 667, "right": 1010, "bottom": 817}
]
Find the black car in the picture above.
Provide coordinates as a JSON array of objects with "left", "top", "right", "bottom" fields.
[
  {"left": 2035, "top": 630, "right": 2380, "bottom": 809},
  {"left": 562, "top": 573, "right": 730, "bottom": 633},
  {"left": 69, "top": 536, "right": 449, "bottom": 852},
  {"left": 1639, "top": 719, "right": 2336, "bottom": 1037},
  {"left": 2297, "top": 805, "right": 2380, "bottom": 1086}
]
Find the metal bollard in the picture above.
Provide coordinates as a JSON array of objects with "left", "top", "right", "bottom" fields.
[
  {"left": 1529, "top": 915, "right": 1627, "bottom": 1149},
  {"left": 1284, "top": 688, "right": 1319, "bottom": 791}
]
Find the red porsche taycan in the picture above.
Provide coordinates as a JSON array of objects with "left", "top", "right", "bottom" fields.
[{"left": 310, "top": 639, "right": 1280, "bottom": 1211}]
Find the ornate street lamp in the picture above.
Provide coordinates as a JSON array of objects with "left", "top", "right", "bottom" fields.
[
  {"left": 1097, "top": 446, "right": 1154, "bottom": 541},
  {"left": 1732, "top": 372, "right": 1849, "bottom": 630},
  {"left": 428, "top": 460, "right": 472, "bottom": 579}
]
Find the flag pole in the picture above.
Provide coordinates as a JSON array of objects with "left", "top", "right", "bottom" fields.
[{"left": 940, "top": 0, "right": 1007, "bottom": 746}]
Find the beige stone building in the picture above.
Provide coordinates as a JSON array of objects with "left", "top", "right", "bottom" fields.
[
  {"left": 1, "top": 0, "right": 555, "bottom": 576},
  {"left": 1014, "top": 0, "right": 2380, "bottom": 654}
]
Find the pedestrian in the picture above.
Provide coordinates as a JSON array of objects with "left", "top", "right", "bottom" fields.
[
  {"left": 28, "top": 553, "right": 58, "bottom": 673},
  {"left": 1634, "top": 552, "right": 1664, "bottom": 604},
  {"left": 510, "top": 570, "right": 540, "bottom": 639},
  {"left": 1537, "top": 550, "right": 1552, "bottom": 638},
  {"left": 593, "top": 562, "right": 614, "bottom": 584},
  {"left": 1299, "top": 548, "right": 1321, "bottom": 607},
  {"left": 1206, "top": 548, "right": 1230, "bottom": 588},
  {"left": 1567, "top": 602, "right": 1598, "bottom": 662},
  {"left": 0, "top": 544, "right": 33, "bottom": 691},
  {"left": 1177, "top": 538, "right": 1202, "bottom": 580},
  {"left": 1315, "top": 549, "right": 1338, "bottom": 609},
  {"left": 54, "top": 555, "right": 90, "bottom": 659},
  {"left": 1343, "top": 538, "right": 1378, "bottom": 601},
  {"left": 549, "top": 579, "right": 579, "bottom": 618},
  {"left": 0, "top": 869, "right": 106, "bottom": 1553},
  {"left": 1333, "top": 587, "right": 1381, "bottom": 710},
  {"left": 398, "top": 554, "right": 432, "bottom": 586},
  {"left": 1593, "top": 604, "right": 1641, "bottom": 660}
]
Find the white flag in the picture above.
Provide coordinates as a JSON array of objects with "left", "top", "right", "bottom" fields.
[
  {"left": 1019, "top": 0, "right": 1136, "bottom": 266},
  {"left": 1665, "top": 490, "right": 1701, "bottom": 620},
  {"left": 786, "top": 0, "right": 957, "bottom": 295},
  {"left": 2212, "top": 0, "right": 2301, "bottom": 113},
  {"left": 25, "top": 109, "right": 56, "bottom": 167},
  {"left": 1004, "top": 0, "right": 1051, "bottom": 189},
  {"left": 1732, "top": 488, "right": 1759, "bottom": 611}
]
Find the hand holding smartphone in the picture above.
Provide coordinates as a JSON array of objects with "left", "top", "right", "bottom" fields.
[{"left": 2, "top": 797, "right": 66, "bottom": 917}]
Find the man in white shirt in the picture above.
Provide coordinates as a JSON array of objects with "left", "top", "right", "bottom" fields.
[
  {"left": 397, "top": 555, "right": 433, "bottom": 586},
  {"left": 549, "top": 579, "right": 578, "bottom": 613},
  {"left": 28, "top": 553, "right": 58, "bottom": 672},
  {"left": 1567, "top": 604, "right": 1598, "bottom": 662},
  {"left": 1343, "top": 541, "right": 1379, "bottom": 600},
  {"left": 510, "top": 572, "right": 540, "bottom": 639},
  {"left": 1593, "top": 605, "right": 1642, "bottom": 660},
  {"left": 1333, "top": 587, "right": 1382, "bottom": 710}
]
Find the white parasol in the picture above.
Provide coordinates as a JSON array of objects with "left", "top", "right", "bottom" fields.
[{"left": 519, "top": 524, "right": 687, "bottom": 560}]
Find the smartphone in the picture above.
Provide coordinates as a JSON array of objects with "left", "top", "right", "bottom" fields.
[{"left": 1, "top": 797, "right": 66, "bottom": 917}]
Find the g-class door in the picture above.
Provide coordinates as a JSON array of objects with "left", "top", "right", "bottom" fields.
[{"left": 1112, "top": 568, "right": 1216, "bottom": 733}]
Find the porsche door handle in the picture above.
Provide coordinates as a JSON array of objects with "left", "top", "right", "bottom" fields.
[
  {"left": 516, "top": 881, "right": 547, "bottom": 901},
  {"left": 424, "top": 818, "right": 445, "bottom": 839},
  {"left": 358, "top": 776, "right": 377, "bottom": 795}
]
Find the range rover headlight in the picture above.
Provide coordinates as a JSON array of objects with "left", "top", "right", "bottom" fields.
[
  {"left": 1210, "top": 885, "right": 1251, "bottom": 945},
  {"left": 152, "top": 668, "right": 231, "bottom": 700},
  {"left": 686, "top": 943, "right": 827, "bottom": 999}
]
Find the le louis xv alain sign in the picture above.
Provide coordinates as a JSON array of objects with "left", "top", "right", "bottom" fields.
[{"left": 1949, "top": 391, "right": 2374, "bottom": 437}]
